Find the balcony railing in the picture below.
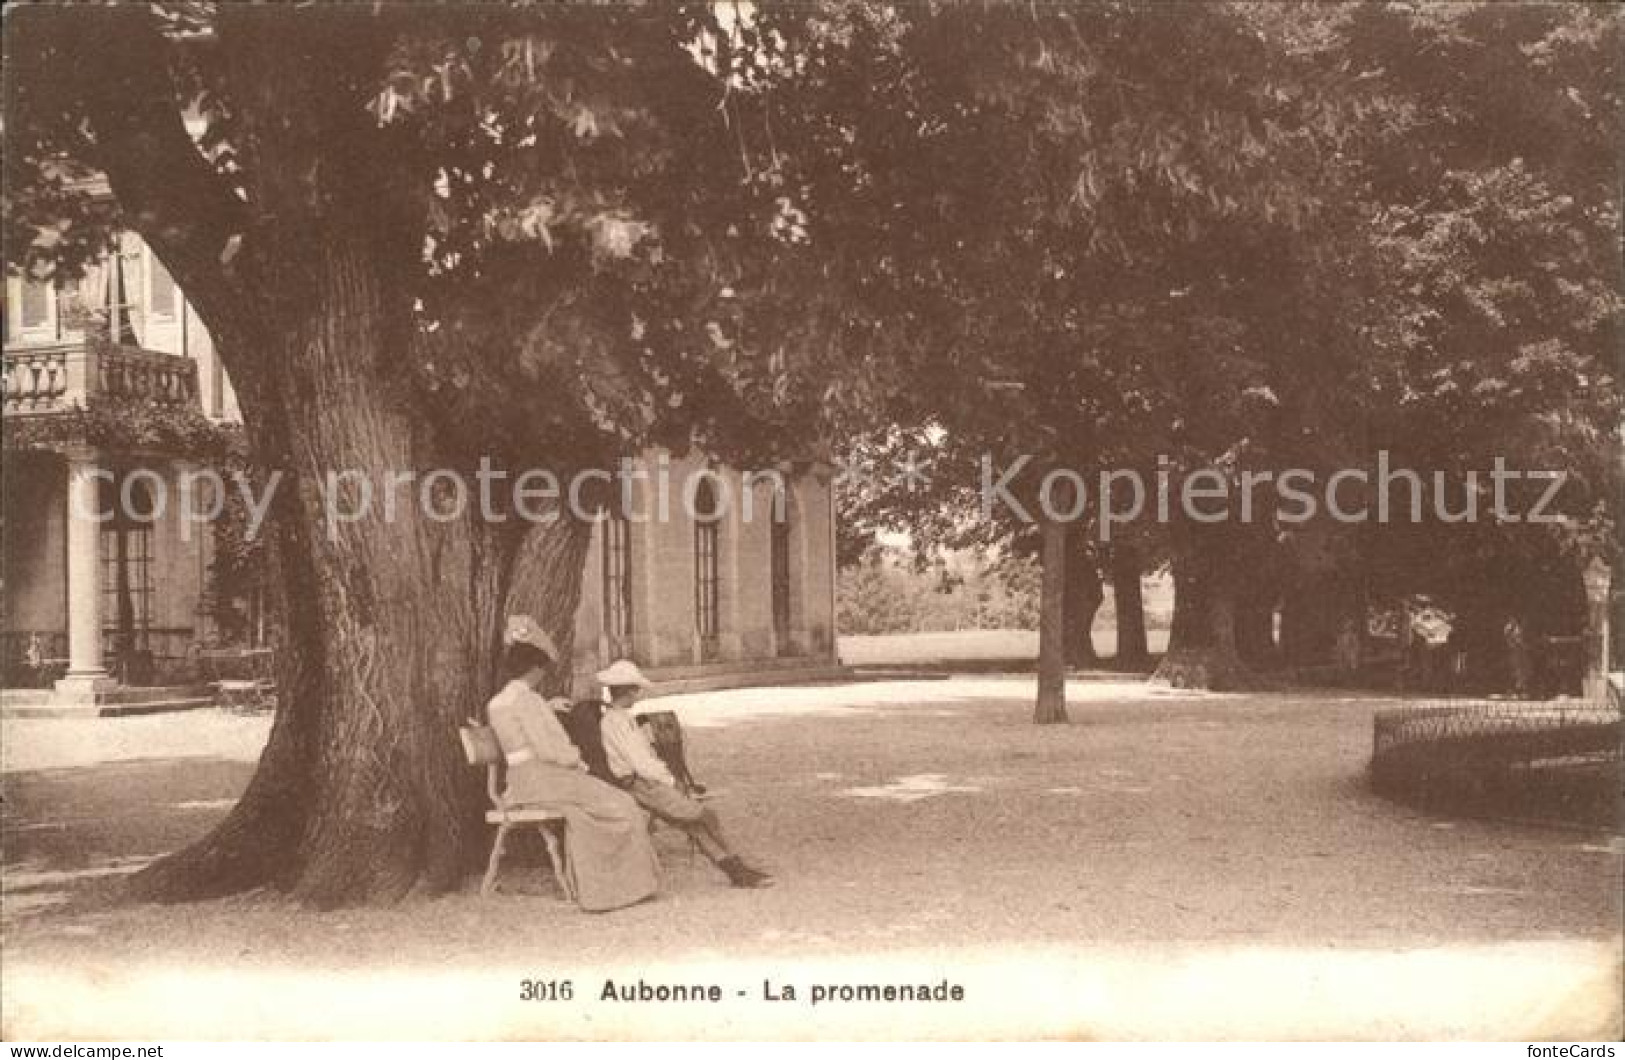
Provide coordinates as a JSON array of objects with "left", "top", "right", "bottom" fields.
[{"left": 2, "top": 342, "right": 199, "bottom": 416}]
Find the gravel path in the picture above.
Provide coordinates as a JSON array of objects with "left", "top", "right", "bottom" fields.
[{"left": 3, "top": 678, "right": 1619, "bottom": 1039}]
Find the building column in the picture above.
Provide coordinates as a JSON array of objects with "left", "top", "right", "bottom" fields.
[
  {"left": 1583, "top": 558, "right": 1612, "bottom": 702},
  {"left": 55, "top": 447, "right": 114, "bottom": 702}
]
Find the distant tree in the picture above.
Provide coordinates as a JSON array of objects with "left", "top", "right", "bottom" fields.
[
  {"left": 817, "top": 3, "right": 1390, "bottom": 704},
  {"left": 1346, "top": 3, "right": 1621, "bottom": 680},
  {"left": 837, "top": 551, "right": 913, "bottom": 636},
  {"left": 831, "top": 4, "right": 1620, "bottom": 696}
]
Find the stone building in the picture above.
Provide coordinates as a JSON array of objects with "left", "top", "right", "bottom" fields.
[
  {"left": 2, "top": 233, "right": 839, "bottom": 714},
  {"left": 562, "top": 453, "right": 839, "bottom": 695}
]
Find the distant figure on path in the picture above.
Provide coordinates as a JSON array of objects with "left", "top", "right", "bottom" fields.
[
  {"left": 1504, "top": 616, "right": 1532, "bottom": 698},
  {"left": 1335, "top": 617, "right": 1362, "bottom": 677}
]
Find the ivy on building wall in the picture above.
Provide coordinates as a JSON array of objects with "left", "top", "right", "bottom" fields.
[
  {"left": 3, "top": 396, "right": 271, "bottom": 647},
  {"left": 1, "top": 394, "right": 235, "bottom": 460},
  {"left": 205, "top": 447, "right": 273, "bottom": 647}
]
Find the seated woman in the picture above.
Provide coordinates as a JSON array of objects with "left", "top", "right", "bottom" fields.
[
  {"left": 485, "top": 616, "right": 659, "bottom": 912},
  {"left": 595, "top": 659, "right": 774, "bottom": 889}
]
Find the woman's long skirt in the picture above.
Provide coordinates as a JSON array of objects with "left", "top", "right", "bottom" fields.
[{"left": 503, "top": 762, "right": 660, "bottom": 912}]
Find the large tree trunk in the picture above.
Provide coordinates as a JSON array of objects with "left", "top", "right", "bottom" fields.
[
  {"left": 1063, "top": 533, "right": 1102, "bottom": 668},
  {"left": 125, "top": 466, "right": 324, "bottom": 902},
  {"left": 1034, "top": 512, "right": 1070, "bottom": 724},
  {"left": 1279, "top": 580, "right": 1339, "bottom": 669},
  {"left": 88, "top": 11, "right": 608, "bottom": 908},
  {"left": 1235, "top": 598, "right": 1277, "bottom": 670},
  {"left": 128, "top": 245, "right": 594, "bottom": 908},
  {"left": 1151, "top": 540, "right": 1258, "bottom": 690},
  {"left": 1110, "top": 544, "right": 1150, "bottom": 669},
  {"left": 1447, "top": 592, "right": 1507, "bottom": 695}
]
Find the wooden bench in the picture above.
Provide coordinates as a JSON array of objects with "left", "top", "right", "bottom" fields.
[
  {"left": 458, "top": 723, "right": 573, "bottom": 901},
  {"left": 215, "top": 679, "right": 275, "bottom": 713},
  {"left": 201, "top": 648, "right": 277, "bottom": 713}
]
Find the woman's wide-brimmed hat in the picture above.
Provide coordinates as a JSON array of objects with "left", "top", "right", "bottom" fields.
[
  {"left": 503, "top": 614, "right": 559, "bottom": 663},
  {"left": 595, "top": 659, "right": 652, "bottom": 690}
]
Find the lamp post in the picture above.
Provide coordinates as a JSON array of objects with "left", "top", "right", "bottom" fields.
[{"left": 1581, "top": 557, "right": 1611, "bottom": 702}]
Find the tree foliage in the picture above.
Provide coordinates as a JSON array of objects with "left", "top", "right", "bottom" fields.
[
  {"left": 3, "top": 1, "right": 1618, "bottom": 903},
  {"left": 823, "top": 1, "right": 1620, "bottom": 689}
]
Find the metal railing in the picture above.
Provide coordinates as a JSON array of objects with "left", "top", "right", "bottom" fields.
[{"left": 1371, "top": 698, "right": 1622, "bottom": 829}]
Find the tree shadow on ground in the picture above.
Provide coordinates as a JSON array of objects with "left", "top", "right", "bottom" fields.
[
  {"left": 2, "top": 757, "right": 252, "bottom": 917},
  {"left": 3, "top": 687, "right": 1620, "bottom": 960}
]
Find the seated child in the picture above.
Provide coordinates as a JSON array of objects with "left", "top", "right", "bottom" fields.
[{"left": 595, "top": 659, "right": 774, "bottom": 889}]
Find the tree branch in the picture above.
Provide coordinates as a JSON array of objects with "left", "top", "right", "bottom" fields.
[{"left": 69, "top": 5, "right": 261, "bottom": 351}]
